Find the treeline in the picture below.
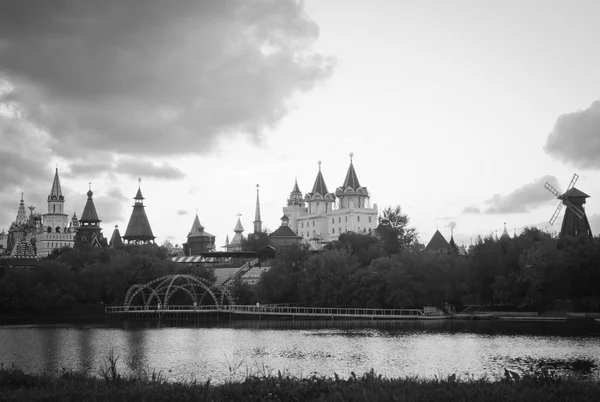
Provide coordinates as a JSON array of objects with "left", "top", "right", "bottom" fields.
[
  {"left": 1, "top": 206, "right": 599, "bottom": 313},
  {"left": 0, "top": 245, "right": 214, "bottom": 313},
  {"left": 255, "top": 226, "right": 600, "bottom": 312}
]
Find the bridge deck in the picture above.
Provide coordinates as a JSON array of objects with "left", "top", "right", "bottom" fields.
[{"left": 105, "top": 305, "right": 445, "bottom": 320}]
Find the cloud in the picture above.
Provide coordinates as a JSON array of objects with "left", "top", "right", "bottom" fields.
[
  {"left": 483, "top": 175, "right": 560, "bottom": 214},
  {"left": 114, "top": 159, "right": 185, "bottom": 180},
  {"left": 92, "top": 189, "right": 129, "bottom": 225},
  {"left": 462, "top": 205, "right": 481, "bottom": 214},
  {"left": 65, "top": 161, "right": 113, "bottom": 178},
  {"left": 0, "top": 0, "right": 333, "bottom": 159},
  {"left": 545, "top": 100, "right": 600, "bottom": 168},
  {"left": 0, "top": 1, "right": 331, "bottom": 232},
  {"left": 177, "top": 209, "right": 188, "bottom": 216},
  {"left": 445, "top": 221, "right": 457, "bottom": 230}
]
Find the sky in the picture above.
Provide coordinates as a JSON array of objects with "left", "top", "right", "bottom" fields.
[{"left": 1, "top": 0, "right": 600, "bottom": 248}]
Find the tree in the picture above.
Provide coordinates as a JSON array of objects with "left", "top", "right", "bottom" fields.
[
  {"left": 327, "top": 232, "right": 382, "bottom": 267},
  {"left": 230, "top": 276, "right": 254, "bottom": 305},
  {"left": 255, "top": 243, "right": 311, "bottom": 304},
  {"left": 376, "top": 205, "right": 418, "bottom": 256},
  {"left": 241, "top": 232, "right": 270, "bottom": 252}
]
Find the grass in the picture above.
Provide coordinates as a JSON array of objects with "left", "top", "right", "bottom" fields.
[{"left": 1, "top": 356, "right": 599, "bottom": 401}]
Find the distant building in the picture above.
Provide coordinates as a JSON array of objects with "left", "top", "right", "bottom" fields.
[
  {"left": 123, "top": 183, "right": 156, "bottom": 245},
  {"left": 284, "top": 154, "right": 378, "bottom": 247},
  {"left": 109, "top": 225, "right": 124, "bottom": 249},
  {"left": 36, "top": 169, "right": 76, "bottom": 256},
  {"left": 74, "top": 186, "right": 107, "bottom": 249},
  {"left": 183, "top": 213, "right": 216, "bottom": 255},
  {"left": 3, "top": 193, "right": 40, "bottom": 259},
  {"left": 224, "top": 216, "right": 245, "bottom": 252},
  {"left": 0, "top": 229, "right": 7, "bottom": 251},
  {"left": 268, "top": 215, "right": 302, "bottom": 249},
  {"left": 424, "top": 229, "right": 449, "bottom": 253}
]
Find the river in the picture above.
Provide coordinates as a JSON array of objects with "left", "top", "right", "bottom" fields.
[{"left": 1, "top": 320, "right": 599, "bottom": 383}]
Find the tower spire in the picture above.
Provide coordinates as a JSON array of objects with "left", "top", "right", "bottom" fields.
[
  {"left": 254, "top": 184, "right": 262, "bottom": 233},
  {"left": 15, "top": 192, "right": 28, "bottom": 225},
  {"left": 48, "top": 168, "right": 65, "bottom": 214}
]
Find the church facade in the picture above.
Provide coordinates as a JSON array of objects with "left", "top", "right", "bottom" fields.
[
  {"left": 1, "top": 169, "right": 79, "bottom": 258},
  {"left": 284, "top": 155, "right": 378, "bottom": 245}
]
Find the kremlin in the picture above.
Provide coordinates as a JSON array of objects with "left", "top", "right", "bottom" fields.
[
  {"left": 1, "top": 154, "right": 390, "bottom": 263},
  {"left": 1, "top": 152, "right": 562, "bottom": 265}
]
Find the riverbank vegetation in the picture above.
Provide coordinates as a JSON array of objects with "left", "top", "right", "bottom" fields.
[
  {"left": 1, "top": 206, "right": 599, "bottom": 315},
  {"left": 256, "top": 206, "right": 600, "bottom": 312},
  {"left": 1, "top": 363, "right": 599, "bottom": 402}
]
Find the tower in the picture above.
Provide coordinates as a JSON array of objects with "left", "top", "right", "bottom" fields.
[
  {"left": 182, "top": 212, "right": 216, "bottom": 255},
  {"left": 68, "top": 212, "right": 80, "bottom": 233},
  {"left": 75, "top": 184, "right": 105, "bottom": 249},
  {"left": 335, "top": 153, "right": 370, "bottom": 209},
  {"left": 14, "top": 193, "right": 27, "bottom": 225},
  {"left": 226, "top": 215, "right": 245, "bottom": 252},
  {"left": 123, "top": 180, "right": 156, "bottom": 244},
  {"left": 304, "top": 161, "right": 335, "bottom": 215},
  {"left": 501, "top": 223, "right": 510, "bottom": 239},
  {"left": 283, "top": 178, "right": 306, "bottom": 234},
  {"left": 109, "top": 225, "right": 124, "bottom": 249},
  {"left": 296, "top": 161, "right": 335, "bottom": 243},
  {"left": 43, "top": 168, "right": 69, "bottom": 234},
  {"left": 253, "top": 184, "right": 262, "bottom": 234}
]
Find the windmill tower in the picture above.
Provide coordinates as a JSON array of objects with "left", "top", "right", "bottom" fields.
[{"left": 544, "top": 173, "right": 593, "bottom": 238}]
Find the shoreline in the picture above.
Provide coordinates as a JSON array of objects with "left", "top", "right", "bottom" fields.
[{"left": 1, "top": 365, "right": 599, "bottom": 401}]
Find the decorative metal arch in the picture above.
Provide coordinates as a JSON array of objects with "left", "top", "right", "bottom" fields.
[{"left": 124, "top": 274, "right": 224, "bottom": 310}]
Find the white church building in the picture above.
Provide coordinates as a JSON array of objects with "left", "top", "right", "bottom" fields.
[{"left": 283, "top": 154, "right": 378, "bottom": 246}]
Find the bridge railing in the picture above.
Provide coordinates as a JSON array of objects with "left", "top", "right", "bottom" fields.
[
  {"left": 106, "top": 304, "right": 424, "bottom": 316},
  {"left": 221, "top": 305, "right": 424, "bottom": 316},
  {"left": 106, "top": 305, "right": 221, "bottom": 313}
]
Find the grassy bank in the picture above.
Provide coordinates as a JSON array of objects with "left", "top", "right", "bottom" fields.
[{"left": 1, "top": 364, "right": 599, "bottom": 402}]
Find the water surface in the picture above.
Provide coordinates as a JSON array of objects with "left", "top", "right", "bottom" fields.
[{"left": 1, "top": 320, "right": 598, "bottom": 383}]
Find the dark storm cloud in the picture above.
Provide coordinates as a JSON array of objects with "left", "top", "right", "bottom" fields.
[
  {"left": 484, "top": 175, "right": 559, "bottom": 214},
  {"left": 545, "top": 101, "right": 600, "bottom": 168},
  {"left": 0, "top": 0, "right": 333, "bottom": 158}
]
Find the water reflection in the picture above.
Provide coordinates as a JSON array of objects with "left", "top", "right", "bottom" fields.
[{"left": 0, "top": 320, "right": 599, "bottom": 383}]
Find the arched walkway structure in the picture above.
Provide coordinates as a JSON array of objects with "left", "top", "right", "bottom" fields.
[{"left": 124, "top": 274, "right": 234, "bottom": 311}]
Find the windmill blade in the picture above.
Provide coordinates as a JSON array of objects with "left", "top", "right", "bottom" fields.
[
  {"left": 563, "top": 198, "right": 585, "bottom": 219},
  {"left": 549, "top": 202, "right": 563, "bottom": 225},
  {"left": 564, "top": 173, "right": 579, "bottom": 195},
  {"left": 544, "top": 182, "right": 561, "bottom": 198}
]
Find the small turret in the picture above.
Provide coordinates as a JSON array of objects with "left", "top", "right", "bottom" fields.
[
  {"left": 304, "top": 161, "right": 335, "bottom": 214},
  {"left": 335, "top": 153, "right": 370, "bottom": 209}
]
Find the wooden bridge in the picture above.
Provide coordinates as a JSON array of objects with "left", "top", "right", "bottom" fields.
[{"left": 105, "top": 304, "right": 444, "bottom": 321}]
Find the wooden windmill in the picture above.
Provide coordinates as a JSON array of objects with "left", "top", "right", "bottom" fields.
[{"left": 544, "top": 173, "right": 593, "bottom": 238}]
